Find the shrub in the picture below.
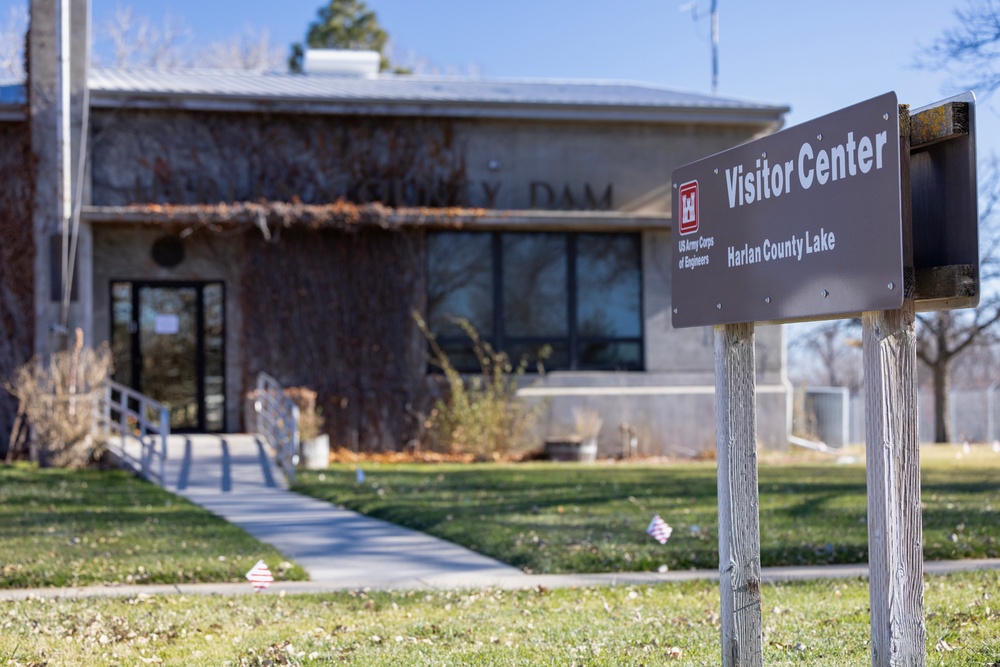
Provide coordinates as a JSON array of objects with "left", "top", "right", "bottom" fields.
[
  {"left": 5, "top": 330, "right": 112, "bottom": 468},
  {"left": 572, "top": 406, "right": 603, "bottom": 441},
  {"left": 415, "top": 313, "right": 547, "bottom": 461},
  {"left": 283, "top": 386, "right": 324, "bottom": 442}
]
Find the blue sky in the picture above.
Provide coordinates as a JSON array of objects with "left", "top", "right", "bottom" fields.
[
  {"left": 1, "top": 0, "right": 994, "bottom": 160},
  {"left": 0, "top": 0, "right": 989, "bottom": 140}
]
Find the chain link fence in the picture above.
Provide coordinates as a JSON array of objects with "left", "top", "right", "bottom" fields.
[{"left": 797, "top": 385, "right": 1000, "bottom": 446}]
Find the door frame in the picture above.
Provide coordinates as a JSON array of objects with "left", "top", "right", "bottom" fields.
[{"left": 110, "top": 280, "right": 226, "bottom": 433}]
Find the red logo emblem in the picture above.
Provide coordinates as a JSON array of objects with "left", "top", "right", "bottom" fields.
[{"left": 679, "top": 181, "right": 699, "bottom": 235}]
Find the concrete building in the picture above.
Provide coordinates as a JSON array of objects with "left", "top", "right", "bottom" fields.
[{"left": 0, "top": 0, "right": 791, "bottom": 457}]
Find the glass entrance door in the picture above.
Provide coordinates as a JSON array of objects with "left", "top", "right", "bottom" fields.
[{"left": 111, "top": 281, "right": 225, "bottom": 432}]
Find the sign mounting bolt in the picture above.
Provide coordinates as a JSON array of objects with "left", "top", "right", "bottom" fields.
[
  {"left": 817, "top": 133, "right": 823, "bottom": 141},
  {"left": 716, "top": 303, "right": 722, "bottom": 310},
  {"left": 883, "top": 112, "right": 889, "bottom": 121},
  {"left": 764, "top": 297, "right": 771, "bottom": 304},
  {"left": 821, "top": 289, "right": 829, "bottom": 298},
  {"left": 714, "top": 168, "right": 719, "bottom": 174},
  {"left": 888, "top": 282, "right": 895, "bottom": 290},
  {"left": 673, "top": 308, "right": 678, "bottom": 314}
]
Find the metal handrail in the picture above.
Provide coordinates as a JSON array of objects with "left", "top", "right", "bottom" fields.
[
  {"left": 95, "top": 380, "right": 170, "bottom": 484},
  {"left": 252, "top": 372, "right": 299, "bottom": 485}
]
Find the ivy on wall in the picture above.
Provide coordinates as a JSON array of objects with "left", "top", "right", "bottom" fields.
[
  {"left": 0, "top": 123, "right": 36, "bottom": 456},
  {"left": 90, "top": 110, "right": 467, "bottom": 208},
  {"left": 240, "top": 226, "right": 429, "bottom": 451},
  {"left": 87, "top": 107, "right": 472, "bottom": 451}
]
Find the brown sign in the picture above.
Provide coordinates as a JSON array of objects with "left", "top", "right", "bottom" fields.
[{"left": 671, "top": 92, "right": 904, "bottom": 328}]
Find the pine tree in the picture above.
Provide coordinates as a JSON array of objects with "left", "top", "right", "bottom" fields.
[{"left": 289, "top": 0, "right": 392, "bottom": 73}]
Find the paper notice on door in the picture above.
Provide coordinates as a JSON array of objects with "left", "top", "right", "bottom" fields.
[{"left": 154, "top": 313, "right": 180, "bottom": 335}]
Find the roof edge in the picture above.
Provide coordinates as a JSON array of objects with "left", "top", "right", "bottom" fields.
[
  {"left": 0, "top": 107, "right": 26, "bottom": 122},
  {"left": 88, "top": 91, "right": 787, "bottom": 127}
]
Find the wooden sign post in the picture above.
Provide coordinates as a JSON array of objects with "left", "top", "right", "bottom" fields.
[
  {"left": 673, "top": 92, "right": 978, "bottom": 666},
  {"left": 862, "top": 107, "right": 927, "bottom": 667},
  {"left": 714, "top": 321, "right": 763, "bottom": 665}
]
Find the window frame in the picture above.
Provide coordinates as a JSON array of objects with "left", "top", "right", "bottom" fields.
[{"left": 427, "top": 231, "right": 644, "bottom": 372}]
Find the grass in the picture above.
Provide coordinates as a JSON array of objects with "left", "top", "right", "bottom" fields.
[
  {"left": 0, "top": 464, "right": 308, "bottom": 589},
  {"left": 0, "top": 571, "right": 997, "bottom": 666},
  {"left": 293, "top": 445, "right": 1000, "bottom": 574}
]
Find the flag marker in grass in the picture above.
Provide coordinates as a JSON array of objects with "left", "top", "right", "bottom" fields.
[
  {"left": 646, "top": 515, "right": 673, "bottom": 544},
  {"left": 246, "top": 560, "right": 274, "bottom": 591},
  {"left": 356, "top": 467, "right": 365, "bottom": 484}
]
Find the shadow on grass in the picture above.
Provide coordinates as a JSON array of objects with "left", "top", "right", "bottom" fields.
[
  {"left": 0, "top": 465, "right": 309, "bottom": 587},
  {"left": 295, "top": 459, "right": 1000, "bottom": 573}
]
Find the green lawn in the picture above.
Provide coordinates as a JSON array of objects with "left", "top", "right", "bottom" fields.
[
  {"left": 293, "top": 445, "right": 1000, "bottom": 574},
  {"left": 0, "top": 464, "right": 308, "bottom": 588},
  {"left": 1, "top": 571, "right": 997, "bottom": 666}
]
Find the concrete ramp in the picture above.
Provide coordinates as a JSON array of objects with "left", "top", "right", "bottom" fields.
[{"left": 155, "top": 434, "right": 526, "bottom": 588}]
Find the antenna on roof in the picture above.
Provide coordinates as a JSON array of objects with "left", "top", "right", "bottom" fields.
[
  {"left": 679, "top": 1, "right": 720, "bottom": 94},
  {"left": 710, "top": 0, "right": 719, "bottom": 95}
]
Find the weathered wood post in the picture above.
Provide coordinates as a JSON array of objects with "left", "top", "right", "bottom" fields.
[
  {"left": 673, "top": 91, "right": 977, "bottom": 667},
  {"left": 863, "top": 106, "right": 927, "bottom": 666},
  {"left": 714, "top": 321, "right": 763, "bottom": 666}
]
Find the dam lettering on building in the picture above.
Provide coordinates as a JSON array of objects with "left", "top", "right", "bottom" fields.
[{"left": 347, "top": 177, "right": 614, "bottom": 210}]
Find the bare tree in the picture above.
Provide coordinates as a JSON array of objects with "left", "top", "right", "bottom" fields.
[
  {"left": 949, "top": 336, "right": 1000, "bottom": 388},
  {"left": 917, "top": 310, "right": 1000, "bottom": 442},
  {"left": 194, "top": 26, "right": 284, "bottom": 72},
  {"left": 915, "top": 159, "right": 1000, "bottom": 442},
  {"left": 95, "top": 5, "right": 282, "bottom": 71},
  {"left": 916, "top": 2, "right": 1000, "bottom": 442},
  {"left": 390, "top": 41, "right": 481, "bottom": 77},
  {"left": 97, "top": 4, "right": 193, "bottom": 69},
  {"left": 788, "top": 319, "right": 863, "bottom": 392},
  {"left": 921, "top": 0, "right": 1000, "bottom": 98},
  {"left": 0, "top": 5, "right": 27, "bottom": 82}
]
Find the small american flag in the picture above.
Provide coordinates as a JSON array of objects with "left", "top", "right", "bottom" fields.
[
  {"left": 646, "top": 515, "right": 673, "bottom": 544},
  {"left": 246, "top": 559, "right": 274, "bottom": 591}
]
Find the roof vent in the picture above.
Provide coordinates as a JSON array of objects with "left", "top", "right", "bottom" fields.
[{"left": 303, "top": 49, "right": 380, "bottom": 78}]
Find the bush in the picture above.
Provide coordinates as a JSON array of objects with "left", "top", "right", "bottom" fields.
[
  {"left": 5, "top": 330, "right": 112, "bottom": 468},
  {"left": 283, "top": 386, "right": 324, "bottom": 442},
  {"left": 415, "top": 313, "right": 547, "bottom": 461}
]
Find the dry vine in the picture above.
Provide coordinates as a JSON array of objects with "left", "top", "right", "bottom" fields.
[{"left": 0, "top": 122, "right": 36, "bottom": 459}]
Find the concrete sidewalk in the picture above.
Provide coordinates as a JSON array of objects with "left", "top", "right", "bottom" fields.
[
  {"left": 134, "top": 434, "right": 526, "bottom": 587},
  {"left": 2, "top": 559, "right": 998, "bottom": 601},
  {"left": 35, "top": 433, "right": 991, "bottom": 602}
]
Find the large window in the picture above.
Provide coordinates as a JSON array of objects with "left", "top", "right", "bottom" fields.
[{"left": 427, "top": 231, "right": 643, "bottom": 371}]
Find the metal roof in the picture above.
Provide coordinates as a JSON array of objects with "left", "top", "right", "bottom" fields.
[
  {"left": 0, "top": 83, "right": 25, "bottom": 121},
  {"left": 0, "top": 70, "right": 788, "bottom": 126},
  {"left": 87, "top": 68, "right": 788, "bottom": 125}
]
